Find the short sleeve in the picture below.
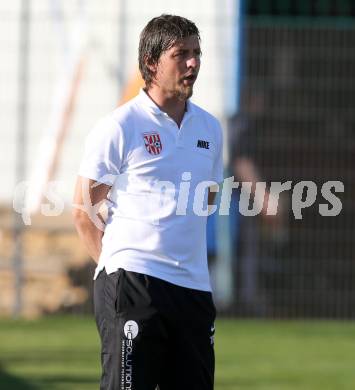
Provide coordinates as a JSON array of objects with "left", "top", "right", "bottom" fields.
[
  {"left": 78, "top": 115, "right": 124, "bottom": 185},
  {"left": 211, "top": 120, "right": 224, "bottom": 183}
]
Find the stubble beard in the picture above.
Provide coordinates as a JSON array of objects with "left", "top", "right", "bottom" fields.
[{"left": 173, "top": 85, "right": 193, "bottom": 101}]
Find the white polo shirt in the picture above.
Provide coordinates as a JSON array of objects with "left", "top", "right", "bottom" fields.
[{"left": 78, "top": 89, "right": 223, "bottom": 291}]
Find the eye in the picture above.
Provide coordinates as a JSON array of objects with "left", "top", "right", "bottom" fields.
[{"left": 174, "top": 51, "right": 185, "bottom": 58}]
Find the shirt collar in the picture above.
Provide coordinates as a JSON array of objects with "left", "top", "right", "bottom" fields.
[{"left": 137, "top": 88, "right": 195, "bottom": 118}]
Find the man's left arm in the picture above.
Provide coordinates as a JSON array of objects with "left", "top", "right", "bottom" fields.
[
  {"left": 208, "top": 185, "right": 219, "bottom": 207},
  {"left": 208, "top": 119, "right": 224, "bottom": 209}
]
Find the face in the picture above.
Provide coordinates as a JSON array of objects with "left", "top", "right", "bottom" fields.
[{"left": 150, "top": 35, "right": 201, "bottom": 101}]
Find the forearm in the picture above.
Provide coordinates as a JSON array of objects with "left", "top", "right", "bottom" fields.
[
  {"left": 74, "top": 215, "right": 105, "bottom": 264},
  {"left": 72, "top": 177, "right": 112, "bottom": 263}
]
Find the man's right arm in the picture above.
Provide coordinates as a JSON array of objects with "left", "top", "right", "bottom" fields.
[{"left": 72, "top": 176, "right": 112, "bottom": 264}]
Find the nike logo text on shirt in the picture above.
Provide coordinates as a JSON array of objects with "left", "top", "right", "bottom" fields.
[{"left": 197, "top": 139, "right": 210, "bottom": 149}]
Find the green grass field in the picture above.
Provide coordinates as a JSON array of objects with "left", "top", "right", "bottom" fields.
[{"left": 1, "top": 316, "right": 355, "bottom": 389}]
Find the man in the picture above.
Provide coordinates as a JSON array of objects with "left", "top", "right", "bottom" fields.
[{"left": 72, "top": 14, "right": 223, "bottom": 390}]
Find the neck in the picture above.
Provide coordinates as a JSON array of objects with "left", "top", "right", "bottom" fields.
[{"left": 145, "top": 86, "right": 187, "bottom": 127}]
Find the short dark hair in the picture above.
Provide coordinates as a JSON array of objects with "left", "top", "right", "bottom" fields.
[{"left": 138, "top": 14, "right": 200, "bottom": 88}]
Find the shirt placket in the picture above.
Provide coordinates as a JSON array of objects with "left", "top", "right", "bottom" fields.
[{"left": 165, "top": 112, "right": 194, "bottom": 148}]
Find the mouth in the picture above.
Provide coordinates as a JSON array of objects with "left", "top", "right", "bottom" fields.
[{"left": 182, "top": 74, "right": 197, "bottom": 86}]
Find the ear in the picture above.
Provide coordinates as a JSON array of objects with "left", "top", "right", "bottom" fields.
[
  {"left": 144, "top": 55, "right": 157, "bottom": 73},
  {"left": 146, "top": 61, "right": 158, "bottom": 74}
]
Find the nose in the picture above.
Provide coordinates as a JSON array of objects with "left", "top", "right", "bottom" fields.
[{"left": 186, "top": 55, "right": 199, "bottom": 70}]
